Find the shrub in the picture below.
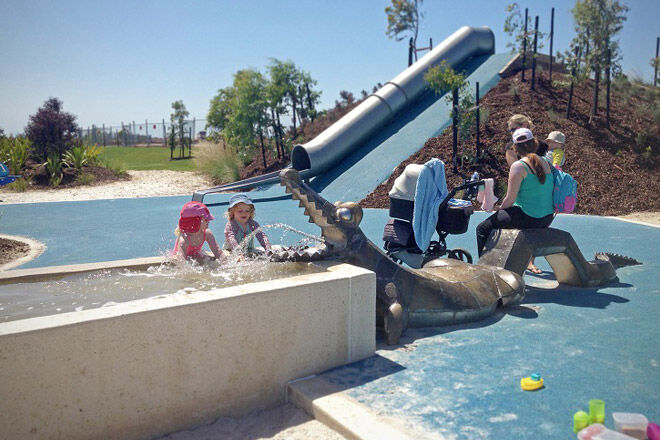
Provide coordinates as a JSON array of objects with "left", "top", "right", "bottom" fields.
[
  {"left": 85, "top": 144, "right": 102, "bottom": 166},
  {"left": 63, "top": 145, "right": 88, "bottom": 170},
  {"left": 546, "top": 108, "right": 562, "bottom": 123},
  {"left": 25, "top": 97, "right": 79, "bottom": 161},
  {"left": 509, "top": 82, "right": 520, "bottom": 99},
  {"left": 76, "top": 172, "right": 94, "bottom": 185},
  {"left": 7, "top": 178, "right": 28, "bottom": 192},
  {"left": 45, "top": 152, "right": 63, "bottom": 187},
  {"left": 635, "top": 130, "right": 650, "bottom": 151},
  {"left": 0, "top": 136, "right": 30, "bottom": 174},
  {"left": 194, "top": 140, "right": 242, "bottom": 183},
  {"left": 100, "top": 158, "right": 127, "bottom": 178}
]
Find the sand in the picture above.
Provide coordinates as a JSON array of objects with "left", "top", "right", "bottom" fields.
[{"left": 0, "top": 170, "right": 215, "bottom": 204}]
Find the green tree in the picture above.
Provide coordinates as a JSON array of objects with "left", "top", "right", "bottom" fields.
[
  {"left": 425, "top": 61, "right": 484, "bottom": 168},
  {"left": 570, "top": 0, "right": 628, "bottom": 125},
  {"left": 207, "top": 87, "right": 235, "bottom": 141},
  {"left": 225, "top": 69, "right": 270, "bottom": 167},
  {"left": 385, "top": 0, "right": 424, "bottom": 61},
  {"left": 170, "top": 100, "right": 190, "bottom": 158}
]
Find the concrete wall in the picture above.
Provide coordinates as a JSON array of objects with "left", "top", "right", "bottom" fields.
[{"left": 0, "top": 260, "right": 375, "bottom": 440}]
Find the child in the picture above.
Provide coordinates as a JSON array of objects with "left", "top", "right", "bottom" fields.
[
  {"left": 545, "top": 131, "right": 566, "bottom": 170},
  {"left": 172, "top": 201, "right": 224, "bottom": 262},
  {"left": 224, "top": 194, "right": 271, "bottom": 255}
]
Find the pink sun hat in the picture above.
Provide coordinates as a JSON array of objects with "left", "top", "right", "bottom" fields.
[{"left": 179, "top": 202, "right": 214, "bottom": 233}]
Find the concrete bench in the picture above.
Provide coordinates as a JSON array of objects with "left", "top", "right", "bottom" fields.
[{"left": 477, "top": 228, "right": 617, "bottom": 287}]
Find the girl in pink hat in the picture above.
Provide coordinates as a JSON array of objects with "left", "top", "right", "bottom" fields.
[{"left": 172, "top": 201, "right": 225, "bottom": 262}]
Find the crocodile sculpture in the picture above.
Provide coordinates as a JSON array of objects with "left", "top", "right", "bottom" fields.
[
  {"left": 273, "top": 169, "right": 525, "bottom": 344},
  {"left": 477, "top": 229, "right": 642, "bottom": 287}
]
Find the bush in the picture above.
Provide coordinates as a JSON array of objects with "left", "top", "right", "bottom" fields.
[
  {"left": 45, "top": 152, "right": 63, "bottom": 187},
  {"left": 99, "top": 158, "right": 127, "bottom": 178},
  {"left": 25, "top": 97, "right": 79, "bottom": 161},
  {"left": 0, "top": 136, "right": 30, "bottom": 174},
  {"left": 7, "top": 178, "right": 28, "bottom": 192},
  {"left": 194, "top": 140, "right": 242, "bottom": 183},
  {"left": 76, "top": 171, "right": 95, "bottom": 185},
  {"left": 63, "top": 145, "right": 88, "bottom": 170}
]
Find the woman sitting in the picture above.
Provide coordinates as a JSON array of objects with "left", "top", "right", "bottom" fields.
[{"left": 476, "top": 128, "right": 554, "bottom": 257}]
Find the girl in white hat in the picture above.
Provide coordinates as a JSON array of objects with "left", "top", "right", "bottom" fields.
[{"left": 224, "top": 194, "right": 271, "bottom": 256}]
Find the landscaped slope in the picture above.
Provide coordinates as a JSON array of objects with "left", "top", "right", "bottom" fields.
[{"left": 360, "top": 70, "right": 660, "bottom": 216}]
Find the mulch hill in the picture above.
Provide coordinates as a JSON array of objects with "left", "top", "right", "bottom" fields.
[
  {"left": 360, "top": 70, "right": 660, "bottom": 216},
  {"left": 240, "top": 99, "right": 364, "bottom": 180},
  {"left": 0, "top": 238, "right": 29, "bottom": 266}
]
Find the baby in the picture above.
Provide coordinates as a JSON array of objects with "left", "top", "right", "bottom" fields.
[{"left": 545, "top": 131, "right": 566, "bottom": 170}]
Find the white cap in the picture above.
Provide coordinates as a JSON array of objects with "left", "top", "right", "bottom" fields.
[{"left": 512, "top": 127, "right": 534, "bottom": 144}]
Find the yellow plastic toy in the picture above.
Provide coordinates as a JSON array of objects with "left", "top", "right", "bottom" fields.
[{"left": 520, "top": 373, "right": 544, "bottom": 391}]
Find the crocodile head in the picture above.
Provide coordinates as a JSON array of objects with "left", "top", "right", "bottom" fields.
[{"left": 279, "top": 168, "right": 364, "bottom": 252}]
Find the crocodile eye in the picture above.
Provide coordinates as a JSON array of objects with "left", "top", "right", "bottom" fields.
[{"left": 337, "top": 207, "right": 353, "bottom": 222}]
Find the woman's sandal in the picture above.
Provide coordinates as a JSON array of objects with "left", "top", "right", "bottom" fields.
[{"left": 527, "top": 263, "right": 542, "bottom": 274}]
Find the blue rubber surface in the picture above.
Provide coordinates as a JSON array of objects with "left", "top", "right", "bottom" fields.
[{"left": 323, "top": 210, "right": 660, "bottom": 440}]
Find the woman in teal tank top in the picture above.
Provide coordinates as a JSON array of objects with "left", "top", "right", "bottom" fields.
[{"left": 476, "top": 128, "right": 554, "bottom": 257}]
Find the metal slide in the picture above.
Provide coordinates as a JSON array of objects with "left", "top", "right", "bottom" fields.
[{"left": 193, "top": 26, "right": 494, "bottom": 202}]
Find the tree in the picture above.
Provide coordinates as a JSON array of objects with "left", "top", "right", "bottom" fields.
[
  {"left": 504, "top": 3, "right": 546, "bottom": 81},
  {"left": 425, "top": 61, "right": 483, "bottom": 170},
  {"left": 570, "top": 0, "right": 628, "bottom": 125},
  {"left": 25, "top": 97, "right": 79, "bottom": 161},
  {"left": 207, "top": 87, "right": 235, "bottom": 141},
  {"left": 385, "top": 0, "right": 424, "bottom": 61},
  {"left": 170, "top": 100, "right": 190, "bottom": 158},
  {"left": 226, "top": 69, "right": 270, "bottom": 167}
]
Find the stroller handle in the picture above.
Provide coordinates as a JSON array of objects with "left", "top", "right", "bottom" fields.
[{"left": 439, "top": 179, "right": 486, "bottom": 209}]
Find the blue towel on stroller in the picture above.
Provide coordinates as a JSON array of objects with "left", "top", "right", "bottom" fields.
[{"left": 412, "top": 158, "right": 448, "bottom": 251}]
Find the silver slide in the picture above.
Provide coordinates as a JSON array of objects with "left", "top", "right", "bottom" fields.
[{"left": 193, "top": 26, "right": 494, "bottom": 202}]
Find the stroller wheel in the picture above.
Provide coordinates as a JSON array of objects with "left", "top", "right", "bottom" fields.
[{"left": 448, "top": 248, "right": 473, "bottom": 264}]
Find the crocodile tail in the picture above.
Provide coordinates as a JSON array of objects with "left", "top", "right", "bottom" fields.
[{"left": 595, "top": 252, "right": 642, "bottom": 269}]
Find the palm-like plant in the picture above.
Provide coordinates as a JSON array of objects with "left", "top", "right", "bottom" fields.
[
  {"left": 63, "top": 145, "right": 88, "bottom": 170},
  {"left": 45, "top": 153, "right": 63, "bottom": 187}
]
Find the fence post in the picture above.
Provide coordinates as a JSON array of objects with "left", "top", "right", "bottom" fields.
[
  {"left": 475, "top": 81, "right": 480, "bottom": 158},
  {"left": 192, "top": 118, "right": 196, "bottom": 143},
  {"left": 452, "top": 88, "right": 459, "bottom": 174},
  {"left": 655, "top": 37, "right": 659, "bottom": 87},
  {"left": 408, "top": 37, "right": 413, "bottom": 66},
  {"left": 522, "top": 8, "right": 528, "bottom": 81},
  {"left": 102, "top": 124, "right": 106, "bottom": 146},
  {"left": 531, "top": 15, "right": 539, "bottom": 90},
  {"left": 189, "top": 127, "right": 192, "bottom": 157},
  {"left": 145, "top": 120, "right": 149, "bottom": 145},
  {"left": 549, "top": 7, "right": 554, "bottom": 83},
  {"left": 162, "top": 119, "right": 166, "bottom": 147}
]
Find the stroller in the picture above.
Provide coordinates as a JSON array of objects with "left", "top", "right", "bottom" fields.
[{"left": 382, "top": 163, "right": 484, "bottom": 269}]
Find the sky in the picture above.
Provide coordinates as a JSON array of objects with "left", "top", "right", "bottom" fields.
[{"left": 1, "top": 0, "right": 659, "bottom": 135}]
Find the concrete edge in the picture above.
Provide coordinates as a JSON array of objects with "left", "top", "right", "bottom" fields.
[
  {"left": 0, "top": 255, "right": 166, "bottom": 282},
  {"left": 604, "top": 215, "right": 660, "bottom": 228},
  {"left": 287, "top": 376, "right": 424, "bottom": 440},
  {"left": 0, "top": 234, "right": 46, "bottom": 272}
]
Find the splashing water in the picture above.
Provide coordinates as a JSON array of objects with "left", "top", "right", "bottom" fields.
[
  {"left": 0, "top": 259, "right": 323, "bottom": 323},
  {"left": 261, "top": 223, "right": 325, "bottom": 251}
]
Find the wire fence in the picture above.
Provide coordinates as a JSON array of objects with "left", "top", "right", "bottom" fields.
[{"left": 78, "top": 118, "right": 208, "bottom": 147}]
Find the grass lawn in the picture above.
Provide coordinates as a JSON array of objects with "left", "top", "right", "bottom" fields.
[{"left": 99, "top": 146, "right": 197, "bottom": 171}]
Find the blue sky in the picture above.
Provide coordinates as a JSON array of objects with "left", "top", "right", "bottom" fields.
[{"left": 1, "top": 0, "right": 658, "bottom": 135}]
